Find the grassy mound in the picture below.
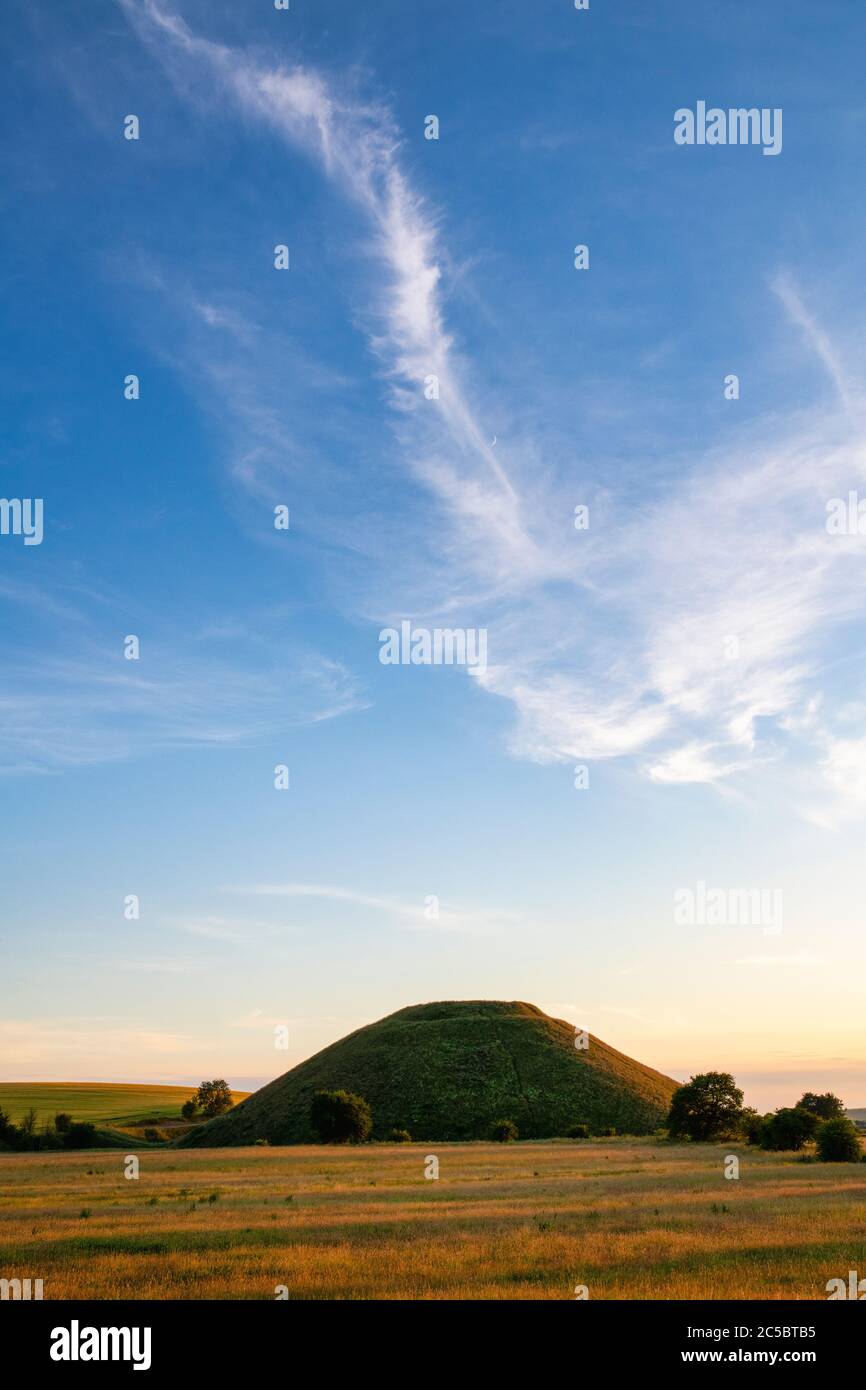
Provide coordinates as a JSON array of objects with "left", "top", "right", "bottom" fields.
[{"left": 178, "top": 1000, "right": 678, "bottom": 1146}]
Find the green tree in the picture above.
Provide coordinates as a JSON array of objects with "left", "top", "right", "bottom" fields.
[
  {"left": 193, "top": 1080, "right": 233, "bottom": 1118},
  {"left": 796, "top": 1092, "right": 845, "bottom": 1121},
  {"left": 310, "top": 1090, "right": 372, "bottom": 1144},
  {"left": 180, "top": 1100, "right": 198, "bottom": 1120},
  {"left": 54, "top": 1112, "right": 72, "bottom": 1133},
  {"left": 816, "top": 1117, "right": 861, "bottom": 1163},
  {"left": 759, "top": 1107, "right": 818, "bottom": 1151},
  {"left": 667, "top": 1072, "right": 744, "bottom": 1141},
  {"left": 20, "top": 1108, "right": 38, "bottom": 1139}
]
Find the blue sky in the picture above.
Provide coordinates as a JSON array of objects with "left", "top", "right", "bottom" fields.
[{"left": 2, "top": 0, "right": 866, "bottom": 1110}]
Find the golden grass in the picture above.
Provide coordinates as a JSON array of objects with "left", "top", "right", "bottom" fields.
[{"left": 1, "top": 1139, "right": 865, "bottom": 1299}]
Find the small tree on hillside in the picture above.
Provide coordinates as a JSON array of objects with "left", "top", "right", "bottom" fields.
[
  {"left": 310, "top": 1090, "right": 372, "bottom": 1144},
  {"left": 667, "top": 1072, "right": 743, "bottom": 1141},
  {"left": 796, "top": 1092, "right": 845, "bottom": 1121},
  {"left": 193, "top": 1080, "right": 233, "bottom": 1118},
  {"left": 816, "top": 1117, "right": 862, "bottom": 1163},
  {"left": 180, "top": 1100, "right": 198, "bottom": 1120},
  {"left": 20, "top": 1108, "right": 38, "bottom": 1140},
  {"left": 759, "top": 1107, "right": 818, "bottom": 1151}
]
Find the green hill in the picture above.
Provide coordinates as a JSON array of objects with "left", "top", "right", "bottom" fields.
[{"left": 178, "top": 1000, "right": 679, "bottom": 1146}]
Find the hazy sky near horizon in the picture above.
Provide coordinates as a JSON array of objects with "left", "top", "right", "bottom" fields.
[{"left": 2, "top": 0, "right": 866, "bottom": 1113}]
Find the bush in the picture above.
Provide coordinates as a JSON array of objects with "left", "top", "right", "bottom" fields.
[
  {"left": 386, "top": 1128, "right": 412, "bottom": 1143},
  {"left": 180, "top": 1100, "right": 198, "bottom": 1120},
  {"left": 0, "top": 1109, "right": 19, "bottom": 1150},
  {"left": 54, "top": 1112, "right": 72, "bottom": 1133},
  {"left": 566, "top": 1123, "right": 589, "bottom": 1139},
  {"left": 740, "top": 1108, "right": 766, "bottom": 1144},
  {"left": 34, "top": 1126, "right": 63, "bottom": 1151},
  {"left": 599, "top": 1126, "right": 617, "bottom": 1137},
  {"left": 491, "top": 1119, "right": 518, "bottom": 1142},
  {"left": 63, "top": 1122, "right": 98, "bottom": 1150},
  {"left": 310, "top": 1090, "right": 373, "bottom": 1144},
  {"left": 759, "top": 1107, "right": 818, "bottom": 1152},
  {"left": 816, "top": 1117, "right": 862, "bottom": 1163},
  {"left": 143, "top": 1127, "right": 168, "bottom": 1144},
  {"left": 254, "top": 1138, "right": 270, "bottom": 1146}
]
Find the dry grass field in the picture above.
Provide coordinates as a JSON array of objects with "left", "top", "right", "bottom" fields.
[{"left": 1, "top": 1138, "right": 865, "bottom": 1300}]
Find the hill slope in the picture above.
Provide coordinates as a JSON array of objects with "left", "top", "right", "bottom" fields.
[
  {"left": 178, "top": 1000, "right": 679, "bottom": 1146},
  {"left": 0, "top": 1082, "right": 249, "bottom": 1126}
]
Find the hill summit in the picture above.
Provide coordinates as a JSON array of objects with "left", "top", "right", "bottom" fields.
[{"left": 179, "top": 1001, "right": 678, "bottom": 1145}]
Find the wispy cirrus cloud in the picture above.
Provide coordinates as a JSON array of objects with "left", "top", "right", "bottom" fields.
[
  {"left": 0, "top": 581, "right": 366, "bottom": 772},
  {"left": 234, "top": 881, "right": 521, "bottom": 933},
  {"left": 118, "top": 3, "right": 866, "bottom": 826}
]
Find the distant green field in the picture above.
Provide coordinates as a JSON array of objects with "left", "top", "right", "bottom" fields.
[{"left": 0, "top": 1084, "right": 249, "bottom": 1127}]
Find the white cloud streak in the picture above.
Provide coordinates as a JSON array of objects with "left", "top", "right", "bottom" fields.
[{"left": 120, "top": 3, "right": 866, "bottom": 824}]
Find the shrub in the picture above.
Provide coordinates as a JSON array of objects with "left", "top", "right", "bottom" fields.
[
  {"left": 740, "top": 1108, "right": 765, "bottom": 1144},
  {"left": 566, "top": 1123, "right": 589, "bottom": 1139},
  {"left": 54, "top": 1112, "right": 72, "bottom": 1133},
  {"left": 143, "top": 1127, "right": 168, "bottom": 1144},
  {"left": 63, "top": 1122, "right": 98, "bottom": 1150},
  {"left": 599, "top": 1126, "right": 617, "bottom": 1137},
  {"left": 816, "top": 1117, "right": 862, "bottom": 1163},
  {"left": 180, "top": 1100, "right": 198, "bottom": 1121},
  {"left": 254, "top": 1138, "right": 270, "bottom": 1146},
  {"left": 0, "top": 1109, "right": 19, "bottom": 1150},
  {"left": 759, "top": 1107, "right": 818, "bottom": 1152},
  {"left": 310, "top": 1090, "right": 373, "bottom": 1144},
  {"left": 491, "top": 1119, "right": 518, "bottom": 1142},
  {"left": 386, "top": 1128, "right": 412, "bottom": 1143},
  {"left": 35, "top": 1126, "right": 63, "bottom": 1151}
]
